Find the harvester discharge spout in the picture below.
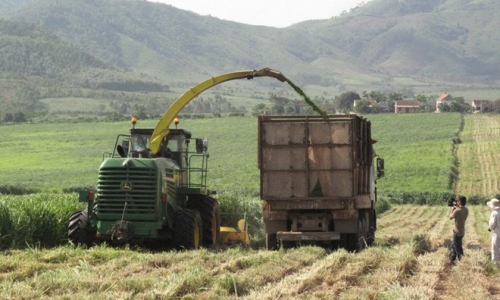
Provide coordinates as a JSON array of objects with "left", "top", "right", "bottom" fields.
[{"left": 148, "top": 68, "right": 291, "bottom": 155}]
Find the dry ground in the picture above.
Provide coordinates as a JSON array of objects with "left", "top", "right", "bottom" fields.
[{"left": 1, "top": 205, "right": 499, "bottom": 299}]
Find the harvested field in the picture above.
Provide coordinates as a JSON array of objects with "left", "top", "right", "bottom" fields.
[
  {"left": 1, "top": 205, "right": 498, "bottom": 299},
  {"left": 455, "top": 114, "right": 500, "bottom": 197}
]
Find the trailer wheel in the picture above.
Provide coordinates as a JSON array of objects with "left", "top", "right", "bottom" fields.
[
  {"left": 187, "top": 195, "right": 221, "bottom": 247},
  {"left": 266, "top": 233, "right": 278, "bottom": 250},
  {"left": 346, "top": 215, "right": 368, "bottom": 252},
  {"left": 173, "top": 209, "right": 203, "bottom": 250},
  {"left": 367, "top": 210, "right": 376, "bottom": 246},
  {"left": 280, "top": 240, "right": 296, "bottom": 250},
  {"left": 68, "top": 209, "right": 94, "bottom": 247}
]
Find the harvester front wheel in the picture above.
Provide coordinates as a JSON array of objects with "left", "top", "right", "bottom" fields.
[
  {"left": 173, "top": 209, "right": 203, "bottom": 250},
  {"left": 187, "top": 195, "right": 221, "bottom": 247},
  {"left": 68, "top": 209, "right": 94, "bottom": 247}
]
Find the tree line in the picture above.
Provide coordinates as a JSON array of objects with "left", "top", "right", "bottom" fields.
[
  {"left": 250, "top": 90, "right": 500, "bottom": 116},
  {"left": 3, "top": 85, "right": 500, "bottom": 124}
]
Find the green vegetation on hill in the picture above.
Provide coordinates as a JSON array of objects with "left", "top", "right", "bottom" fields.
[
  {"left": 0, "top": 0, "right": 34, "bottom": 16},
  {"left": 0, "top": 20, "right": 112, "bottom": 77},
  {"left": 2, "top": 0, "right": 500, "bottom": 125},
  {"left": 5, "top": 0, "right": 500, "bottom": 90},
  {"left": 0, "top": 19, "right": 172, "bottom": 120},
  {"left": 301, "top": 0, "right": 500, "bottom": 82}
]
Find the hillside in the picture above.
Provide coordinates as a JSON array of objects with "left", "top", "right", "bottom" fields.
[
  {"left": 1, "top": 0, "right": 500, "bottom": 122},
  {"left": 0, "top": 20, "right": 113, "bottom": 79},
  {"left": 9, "top": 0, "right": 305, "bottom": 82},
  {"left": 5, "top": 0, "right": 500, "bottom": 87},
  {"left": 0, "top": 18, "right": 171, "bottom": 90},
  {"left": 299, "top": 0, "right": 500, "bottom": 82},
  {"left": 0, "top": 0, "right": 33, "bottom": 16}
]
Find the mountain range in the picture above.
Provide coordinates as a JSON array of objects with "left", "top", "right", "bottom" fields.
[{"left": 1, "top": 0, "right": 500, "bottom": 99}]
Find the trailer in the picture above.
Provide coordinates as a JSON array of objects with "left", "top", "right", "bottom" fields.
[{"left": 258, "top": 114, "right": 384, "bottom": 251}]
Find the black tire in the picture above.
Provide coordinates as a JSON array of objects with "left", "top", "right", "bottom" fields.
[
  {"left": 280, "top": 240, "right": 295, "bottom": 249},
  {"left": 68, "top": 209, "right": 94, "bottom": 247},
  {"left": 367, "top": 209, "right": 376, "bottom": 246},
  {"left": 346, "top": 215, "right": 368, "bottom": 252},
  {"left": 346, "top": 233, "right": 358, "bottom": 252},
  {"left": 266, "top": 233, "right": 278, "bottom": 250},
  {"left": 187, "top": 195, "right": 221, "bottom": 247},
  {"left": 173, "top": 209, "right": 203, "bottom": 250}
]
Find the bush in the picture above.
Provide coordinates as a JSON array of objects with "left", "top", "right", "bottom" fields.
[
  {"left": 376, "top": 196, "right": 391, "bottom": 214},
  {"left": 380, "top": 191, "right": 488, "bottom": 206},
  {"left": 0, "top": 185, "right": 40, "bottom": 195},
  {"left": 465, "top": 194, "right": 488, "bottom": 205},
  {"left": 62, "top": 185, "right": 96, "bottom": 194},
  {"left": 381, "top": 191, "right": 455, "bottom": 206}
]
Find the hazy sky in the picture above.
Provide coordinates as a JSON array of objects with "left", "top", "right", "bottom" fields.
[{"left": 148, "top": 1, "right": 372, "bottom": 28}]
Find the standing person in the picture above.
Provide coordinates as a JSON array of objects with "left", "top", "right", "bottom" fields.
[
  {"left": 487, "top": 198, "right": 500, "bottom": 266},
  {"left": 449, "top": 195, "right": 469, "bottom": 264}
]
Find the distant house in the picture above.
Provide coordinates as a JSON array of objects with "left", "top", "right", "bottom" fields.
[
  {"left": 395, "top": 100, "right": 420, "bottom": 113},
  {"left": 471, "top": 100, "right": 492, "bottom": 112},
  {"left": 436, "top": 94, "right": 453, "bottom": 112}
]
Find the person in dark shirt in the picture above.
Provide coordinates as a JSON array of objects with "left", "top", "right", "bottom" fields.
[{"left": 449, "top": 195, "right": 469, "bottom": 264}]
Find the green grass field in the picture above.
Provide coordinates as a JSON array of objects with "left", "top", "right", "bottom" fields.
[
  {"left": 368, "top": 113, "right": 462, "bottom": 193},
  {"left": 0, "top": 113, "right": 462, "bottom": 194}
]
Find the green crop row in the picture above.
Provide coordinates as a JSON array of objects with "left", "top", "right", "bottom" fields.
[
  {"left": 367, "top": 112, "right": 462, "bottom": 193},
  {"left": 0, "top": 194, "right": 83, "bottom": 249},
  {"left": 0, "top": 191, "right": 395, "bottom": 250}
]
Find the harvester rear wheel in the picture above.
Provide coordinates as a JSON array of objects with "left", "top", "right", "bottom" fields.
[
  {"left": 68, "top": 209, "right": 94, "bottom": 247},
  {"left": 187, "top": 195, "right": 221, "bottom": 247},
  {"left": 173, "top": 209, "right": 203, "bottom": 250}
]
